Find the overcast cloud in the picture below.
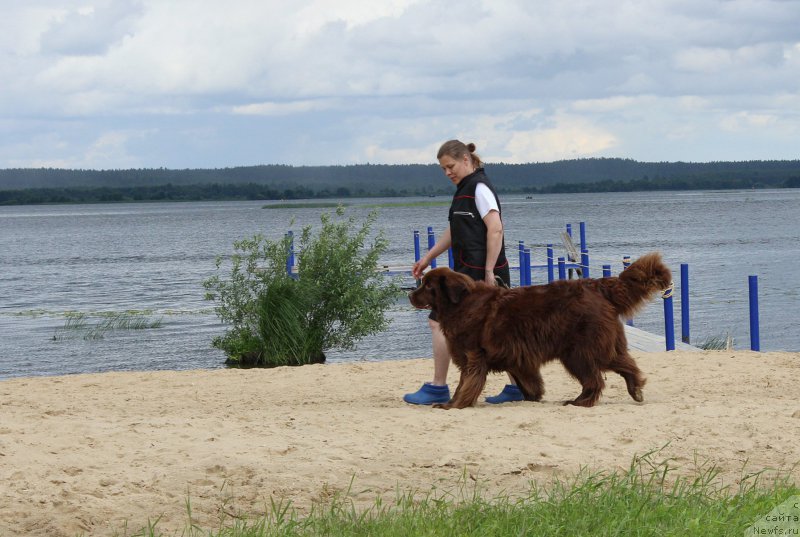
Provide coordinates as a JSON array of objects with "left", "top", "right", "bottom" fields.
[{"left": 1, "top": 0, "right": 798, "bottom": 169}]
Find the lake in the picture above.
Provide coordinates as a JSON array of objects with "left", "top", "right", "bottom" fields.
[{"left": 1, "top": 188, "right": 798, "bottom": 380}]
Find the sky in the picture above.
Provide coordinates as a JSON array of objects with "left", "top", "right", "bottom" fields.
[{"left": 1, "top": 0, "right": 798, "bottom": 170}]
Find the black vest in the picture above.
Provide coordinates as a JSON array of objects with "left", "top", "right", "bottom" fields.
[{"left": 448, "top": 169, "right": 509, "bottom": 283}]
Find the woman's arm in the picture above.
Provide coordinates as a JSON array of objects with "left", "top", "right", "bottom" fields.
[{"left": 483, "top": 210, "right": 503, "bottom": 285}]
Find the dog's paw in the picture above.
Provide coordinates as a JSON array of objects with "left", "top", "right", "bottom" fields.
[
  {"left": 563, "top": 399, "right": 594, "bottom": 407},
  {"left": 632, "top": 388, "right": 644, "bottom": 402},
  {"left": 432, "top": 403, "right": 452, "bottom": 410}
]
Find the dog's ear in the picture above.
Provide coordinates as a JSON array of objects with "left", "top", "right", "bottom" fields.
[{"left": 441, "top": 273, "right": 470, "bottom": 305}]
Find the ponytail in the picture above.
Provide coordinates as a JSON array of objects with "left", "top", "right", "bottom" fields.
[{"left": 437, "top": 139, "right": 483, "bottom": 168}]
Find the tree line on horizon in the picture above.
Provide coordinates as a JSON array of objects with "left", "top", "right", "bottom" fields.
[{"left": 0, "top": 158, "right": 798, "bottom": 205}]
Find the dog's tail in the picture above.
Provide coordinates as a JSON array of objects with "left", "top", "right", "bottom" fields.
[{"left": 592, "top": 252, "right": 672, "bottom": 318}]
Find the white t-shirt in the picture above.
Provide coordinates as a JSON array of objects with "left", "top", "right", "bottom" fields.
[{"left": 475, "top": 183, "right": 499, "bottom": 219}]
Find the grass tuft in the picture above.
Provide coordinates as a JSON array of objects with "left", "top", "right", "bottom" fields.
[
  {"left": 696, "top": 334, "right": 733, "bottom": 350},
  {"left": 53, "top": 311, "right": 163, "bottom": 341},
  {"left": 108, "top": 451, "right": 799, "bottom": 536}
]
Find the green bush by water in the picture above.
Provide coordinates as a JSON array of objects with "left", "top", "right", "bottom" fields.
[{"left": 203, "top": 206, "right": 402, "bottom": 367}]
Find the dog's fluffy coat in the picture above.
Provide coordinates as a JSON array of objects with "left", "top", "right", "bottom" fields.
[{"left": 409, "top": 252, "right": 672, "bottom": 408}]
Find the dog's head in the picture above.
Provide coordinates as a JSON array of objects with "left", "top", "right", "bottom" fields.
[{"left": 409, "top": 267, "right": 476, "bottom": 313}]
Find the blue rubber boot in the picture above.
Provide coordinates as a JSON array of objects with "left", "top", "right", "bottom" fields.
[
  {"left": 403, "top": 383, "right": 450, "bottom": 405},
  {"left": 485, "top": 384, "right": 524, "bottom": 404}
]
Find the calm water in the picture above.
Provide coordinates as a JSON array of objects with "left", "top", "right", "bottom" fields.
[{"left": 1, "top": 189, "right": 798, "bottom": 380}]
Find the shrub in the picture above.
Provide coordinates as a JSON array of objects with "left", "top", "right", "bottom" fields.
[{"left": 203, "top": 207, "right": 401, "bottom": 367}]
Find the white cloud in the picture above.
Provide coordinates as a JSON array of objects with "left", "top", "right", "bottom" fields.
[
  {"left": 720, "top": 111, "right": 779, "bottom": 132},
  {"left": 571, "top": 96, "right": 657, "bottom": 113},
  {"left": 1, "top": 0, "right": 799, "bottom": 167},
  {"left": 293, "top": 0, "right": 419, "bottom": 36},
  {"left": 39, "top": 0, "right": 142, "bottom": 56},
  {"left": 363, "top": 143, "right": 434, "bottom": 164},
  {"left": 502, "top": 116, "right": 619, "bottom": 163},
  {"left": 232, "top": 99, "right": 338, "bottom": 116},
  {"left": 79, "top": 129, "right": 157, "bottom": 169}
]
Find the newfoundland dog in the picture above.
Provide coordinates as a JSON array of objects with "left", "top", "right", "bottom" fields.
[{"left": 408, "top": 252, "right": 671, "bottom": 408}]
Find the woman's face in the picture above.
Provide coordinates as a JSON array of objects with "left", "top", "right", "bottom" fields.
[{"left": 438, "top": 153, "right": 474, "bottom": 185}]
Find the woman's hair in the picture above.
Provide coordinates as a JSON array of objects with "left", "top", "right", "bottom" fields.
[{"left": 437, "top": 139, "right": 483, "bottom": 168}]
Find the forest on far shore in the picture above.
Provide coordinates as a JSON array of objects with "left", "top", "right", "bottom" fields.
[{"left": 1, "top": 158, "right": 799, "bottom": 205}]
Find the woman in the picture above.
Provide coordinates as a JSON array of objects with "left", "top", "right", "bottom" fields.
[{"left": 403, "top": 140, "right": 523, "bottom": 405}]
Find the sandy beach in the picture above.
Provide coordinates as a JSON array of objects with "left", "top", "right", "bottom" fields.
[{"left": 1, "top": 350, "right": 799, "bottom": 536}]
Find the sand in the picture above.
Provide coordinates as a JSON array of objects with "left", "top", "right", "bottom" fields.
[{"left": 1, "top": 351, "right": 799, "bottom": 536}]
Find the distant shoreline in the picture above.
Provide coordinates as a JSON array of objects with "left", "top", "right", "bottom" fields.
[
  {"left": 1, "top": 181, "right": 799, "bottom": 207},
  {"left": 2, "top": 158, "right": 799, "bottom": 205}
]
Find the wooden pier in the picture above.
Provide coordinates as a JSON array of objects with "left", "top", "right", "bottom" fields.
[
  {"left": 625, "top": 325, "right": 699, "bottom": 352},
  {"left": 289, "top": 221, "right": 709, "bottom": 353}
]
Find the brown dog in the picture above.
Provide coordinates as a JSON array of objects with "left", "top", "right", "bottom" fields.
[{"left": 409, "top": 252, "right": 671, "bottom": 408}]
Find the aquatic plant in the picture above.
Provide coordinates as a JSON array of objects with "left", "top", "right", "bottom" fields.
[
  {"left": 53, "top": 311, "right": 163, "bottom": 341},
  {"left": 696, "top": 334, "right": 733, "bottom": 351}
]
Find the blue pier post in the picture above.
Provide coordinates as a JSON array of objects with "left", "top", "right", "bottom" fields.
[
  {"left": 546, "top": 244, "right": 555, "bottom": 283},
  {"left": 580, "top": 249, "right": 590, "bottom": 279},
  {"left": 448, "top": 247, "right": 454, "bottom": 269},
  {"left": 518, "top": 241, "right": 526, "bottom": 286},
  {"left": 579, "top": 221, "right": 587, "bottom": 252},
  {"left": 603, "top": 264, "right": 611, "bottom": 278},
  {"left": 524, "top": 248, "right": 532, "bottom": 286},
  {"left": 681, "top": 264, "right": 690, "bottom": 344},
  {"left": 566, "top": 223, "right": 572, "bottom": 237},
  {"left": 427, "top": 226, "right": 437, "bottom": 268},
  {"left": 285, "top": 231, "right": 294, "bottom": 276},
  {"left": 413, "top": 230, "right": 421, "bottom": 264},
  {"left": 558, "top": 257, "right": 566, "bottom": 280},
  {"left": 749, "top": 275, "right": 760, "bottom": 351},
  {"left": 623, "top": 256, "right": 633, "bottom": 326},
  {"left": 662, "top": 283, "right": 676, "bottom": 351}
]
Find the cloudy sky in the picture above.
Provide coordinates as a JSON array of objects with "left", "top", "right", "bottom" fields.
[{"left": 1, "top": 0, "right": 798, "bottom": 169}]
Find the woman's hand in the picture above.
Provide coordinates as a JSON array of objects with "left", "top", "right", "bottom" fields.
[{"left": 412, "top": 260, "right": 429, "bottom": 280}]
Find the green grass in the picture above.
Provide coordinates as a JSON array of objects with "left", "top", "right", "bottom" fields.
[
  {"left": 53, "top": 311, "right": 163, "bottom": 341},
  {"left": 696, "top": 334, "right": 732, "bottom": 350},
  {"left": 110, "top": 452, "right": 799, "bottom": 537}
]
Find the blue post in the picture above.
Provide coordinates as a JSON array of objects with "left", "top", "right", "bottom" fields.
[
  {"left": 546, "top": 244, "right": 554, "bottom": 283},
  {"left": 580, "top": 249, "right": 590, "bottom": 279},
  {"left": 413, "top": 230, "right": 421, "bottom": 263},
  {"left": 558, "top": 257, "right": 566, "bottom": 280},
  {"left": 286, "top": 231, "right": 294, "bottom": 276},
  {"left": 518, "top": 241, "right": 526, "bottom": 286},
  {"left": 427, "top": 226, "right": 437, "bottom": 268},
  {"left": 603, "top": 264, "right": 611, "bottom": 278},
  {"left": 663, "top": 283, "right": 676, "bottom": 351},
  {"left": 680, "top": 264, "right": 690, "bottom": 344},
  {"left": 448, "top": 247, "right": 454, "bottom": 269},
  {"left": 579, "top": 221, "right": 587, "bottom": 252},
  {"left": 524, "top": 248, "right": 532, "bottom": 286},
  {"left": 623, "top": 256, "right": 633, "bottom": 326},
  {"left": 566, "top": 223, "right": 572, "bottom": 237},
  {"left": 749, "top": 275, "right": 760, "bottom": 351}
]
